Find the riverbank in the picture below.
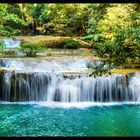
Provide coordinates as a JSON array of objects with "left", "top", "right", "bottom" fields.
[{"left": 13, "top": 35, "right": 91, "bottom": 49}]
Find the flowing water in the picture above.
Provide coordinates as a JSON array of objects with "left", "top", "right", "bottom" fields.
[
  {"left": 0, "top": 71, "right": 139, "bottom": 102},
  {"left": 0, "top": 58, "right": 140, "bottom": 102},
  {"left": 0, "top": 57, "right": 90, "bottom": 73},
  {"left": 1, "top": 38, "right": 21, "bottom": 49},
  {"left": 0, "top": 39, "right": 140, "bottom": 136},
  {"left": 0, "top": 38, "right": 89, "bottom": 56}
]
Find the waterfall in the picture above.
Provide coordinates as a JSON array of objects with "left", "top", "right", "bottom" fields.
[
  {"left": 0, "top": 38, "right": 21, "bottom": 56},
  {"left": 0, "top": 58, "right": 90, "bottom": 73},
  {"left": 0, "top": 70, "right": 139, "bottom": 102},
  {"left": 2, "top": 38, "right": 21, "bottom": 49},
  {"left": 128, "top": 72, "right": 140, "bottom": 101}
]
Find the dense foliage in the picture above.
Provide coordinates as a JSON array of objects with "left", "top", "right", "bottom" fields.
[
  {"left": 96, "top": 4, "right": 140, "bottom": 65},
  {"left": 85, "top": 4, "right": 140, "bottom": 75},
  {"left": 0, "top": 4, "right": 27, "bottom": 36},
  {"left": 63, "top": 39, "right": 80, "bottom": 49},
  {"left": 20, "top": 42, "right": 44, "bottom": 57}
]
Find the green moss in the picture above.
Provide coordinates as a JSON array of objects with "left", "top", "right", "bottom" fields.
[
  {"left": 80, "top": 34, "right": 94, "bottom": 41},
  {"left": 63, "top": 39, "right": 81, "bottom": 49},
  {"left": 20, "top": 42, "right": 45, "bottom": 57},
  {"left": 17, "top": 36, "right": 86, "bottom": 49}
]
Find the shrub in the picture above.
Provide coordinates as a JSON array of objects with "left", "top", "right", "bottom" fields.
[
  {"left": 88, "top": 60, "right": 115, "bottom": 77},
  {"left": 0, "top": 40, "right": 5, "bottom": 48},
  {"left": 20, "top": 42, "right": 45, "bottom": 57},
  {"left": 63, "top": 39, "right": 80, "bottom": 49},
  {"left": 80, "top": 34, "right": 94, "bottom": 41}
]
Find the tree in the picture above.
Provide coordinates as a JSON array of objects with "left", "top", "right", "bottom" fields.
[
  {"left": 88, "top": 4, "right": 140, "bottom": 76},
  {"left": 0, "top": 4, "right": 27, "bottom": 36},
  {"left": 97, "top": 4, "right": 140, "bottom": 64},
  {"left": 43, "top": 4, "right": 88, "bottom": 36},
  {"left": 80, "top": 4, "right": 109, "bottom": 42}
]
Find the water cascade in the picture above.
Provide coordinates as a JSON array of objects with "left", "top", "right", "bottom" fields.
[
  {"left": 0, "top": 58, "right": 90, "bottom": 73},
  {"left": 2, "top": 38, "right": 21, "bottom": 49},
  {"left": 0, "top": 69, "right": 139, "bottom": 102}
]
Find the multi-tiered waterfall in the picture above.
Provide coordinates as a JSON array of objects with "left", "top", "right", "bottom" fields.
[
  {"left": 0, "top": 38, "right": 139, "bottom": 103},
  {"left": 0, "top": 58, "right": 139, "bottom": 102}
]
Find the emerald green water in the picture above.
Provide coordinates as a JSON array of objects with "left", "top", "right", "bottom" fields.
[{"left": 0, "top": 103, "right": 140, "bottom": 136}]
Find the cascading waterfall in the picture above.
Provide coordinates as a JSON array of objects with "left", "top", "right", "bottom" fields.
[
  {"left": 128, "top": 73, "right": 140, "bottom": 101},
  {"left": 0, "top": 38, "right": 21, "bottom": 56},
  {"left": 2, "top": 38, "right": 21, "bottom": 49},
  {"left": 0, "top": 58, "right": 90, "bottom": 73},
  {"left": 0, "top": 70, "right": 139, "bottom": 102}
]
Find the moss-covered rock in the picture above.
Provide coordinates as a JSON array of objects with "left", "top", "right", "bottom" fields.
[
  {"left": 63, "top": 39, "right": 80, "bottom": 49},
  {"left": 20, "top": 42, "right": 45, "bottom": 57},
  {"left": 16, "top": 35, "right": 89, "bottom": 49}
]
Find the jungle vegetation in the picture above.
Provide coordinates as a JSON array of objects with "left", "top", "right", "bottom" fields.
[{"left": 0, "top": 3, "right": 140, "bottom": 75}]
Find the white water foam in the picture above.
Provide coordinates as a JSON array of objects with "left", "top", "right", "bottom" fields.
[
  {"left": 0, "top": 101, "right": 140, "bottom": 109},
  {"left": 0, "top": 57, "right": 90, "bottom": 73},
  {"left": 3, "top": 38, "right": 20, "bottom": 49},
  {"left": 129, "top": 72, "right": 140, "bottom": 101}
]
